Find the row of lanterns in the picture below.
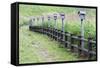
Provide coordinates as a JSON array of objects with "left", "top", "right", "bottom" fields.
[
  {"left": 29, "top": 11, "right": 86, "bottom": 48},
  {"left": 29, "top": 13, "right": 66, "bottom": 33}
]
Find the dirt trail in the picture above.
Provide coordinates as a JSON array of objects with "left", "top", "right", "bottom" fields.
[{"left": 32, "top": 41, "right": 56, "bottom": 62}]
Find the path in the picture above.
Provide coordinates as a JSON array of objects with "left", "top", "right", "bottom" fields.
[{"left": 19, "top": 25, "right": 83, "bottom": 64}]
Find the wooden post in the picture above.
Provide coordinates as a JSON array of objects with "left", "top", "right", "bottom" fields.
[
  {"left": 65, "top": 32, "right": 67, "bottom": 47},
  {"left": 42, "top": 27, "right": 44, "bottom": 34},
  {"left": 65, "top": 32, "right": 69, "bottom": 48},
  {"left": 81, "top": 20, "right": 85, "bottom": 50},
  {"left": 55, "top": 29, "right": 57, "bottom": 40},
  {"left": 43, "top": 28, "right": 45, "bottom": 34},
  {"left": 54, "top": 28, "right": 57, "bottom": 40},
  {"left": 49, "top": 28, "right": 51, "bottom": 37},
  {"left": 61, "top": 31, "right": 63, "bottom": 42},
  {"left": 88, "top": 37, "right": 93, "bottom": 60},
  {"left": 50, "top": 28, "right": 52, "bottom": 38},
  {"left": 78, "top": 11, "right": 86, "bottom": 52},
  {"left": 57, "top": 30, "right": 59, "bottom": 40},
  {"left": 57, "top": 30, "right": 60, "bottom": 42},
  {"left": 78, "top": 36, "right": 82, "bottom": 57},
  {"left": 44, "top": 28, "right": 46, "bottom": 35},
  {"left": 52, "top": 28, "right": 53, "bottom": 38},
  {"left": 60, "top": 13, "right": 65, "bottom": 45},
  {"left": 45, "top": 28, "right": 47, "bottom": 35},
  {"left": 47, "top": 28, "right": 49, "bottom": 36},
  {"left": 48, "top": 27, "right": 50, "bottom": 36},
  {"left": 70, "top": 34, "right": 74, "bottom": 52},
  {"left": 53, "top": 28, "right": 55, "bottom": 39},
  {"left": 48, "top": 16, "right": 50, "bottom": 27},
  {"left": 46, "top": 27, "right": 48, "bottom": 35},
  {"left": 58, "top": 30, "right": 61, "bottom": 42}
]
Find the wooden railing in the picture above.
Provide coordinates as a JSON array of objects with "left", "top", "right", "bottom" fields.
[{"left": 29, "top": 26, "right": 96, "bottom": 60}]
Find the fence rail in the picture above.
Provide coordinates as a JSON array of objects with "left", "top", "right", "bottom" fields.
[{"left": 29, "top": 26, "right": 96, "bottom": 60}]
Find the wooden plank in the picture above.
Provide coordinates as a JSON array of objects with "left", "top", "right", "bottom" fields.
[{"left": 30, "top": 26, "right": 96, "bottom": 57}]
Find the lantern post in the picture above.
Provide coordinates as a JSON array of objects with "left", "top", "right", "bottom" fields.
[
  {"left": 78, "top": 10, "right": 86, "bottom": 49},
  {"left": 60, "top": 13, "right": 65, "bottom": 41},
  {"left": 48, "top": 15, "right": 51, "bottom": 28},
  {"left": 53, "top": 14, "right": 57, "bottom": 40},
  {"left": 53, "top": 14, "right": 57, "bottom": 29}
]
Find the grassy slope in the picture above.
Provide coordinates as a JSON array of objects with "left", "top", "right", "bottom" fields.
[{"left": 19, "top": 26, "right": 85, "bottom": 64}]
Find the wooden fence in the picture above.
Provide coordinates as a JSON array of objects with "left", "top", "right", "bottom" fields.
[{"left": 29, "top": 26, "right": 96, "bottom": 60}]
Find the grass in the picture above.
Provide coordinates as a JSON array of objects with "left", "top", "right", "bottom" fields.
[
  {"left": 19, "top": 4, "right": 96, "bottom": 17},
  {"left": 19, "top": 26, "right": 86, "bottom": 64},
  {"left": 19, "top": 4, "right": 96, "bottom": 63},
  {"left": 19, "top": 4, "right": 96, "bottom": 39},
  {"left": 41, "top": 19, "right": 96, "bottom": 39},
  {"left": 19, "top": 4, "right": 77, "bottom": 17}
]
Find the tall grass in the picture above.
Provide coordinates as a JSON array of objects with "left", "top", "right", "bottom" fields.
[{"left": 19, "top": 4, "right": 96, "bottom": 39}]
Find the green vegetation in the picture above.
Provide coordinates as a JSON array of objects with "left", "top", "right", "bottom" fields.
[
  {"left": 19, "top": 26, "right": 85, "bottom": 64},
  {"left": 19, "top": 4, "right": 96, "bottom": 63},
  {"left": 19, "top": 4, "right": 96, "bottom": 39},
  {"left": 19, "top": 4, "right": 96, "bottom": 17}
]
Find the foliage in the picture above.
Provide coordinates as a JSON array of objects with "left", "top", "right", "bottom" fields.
[
  {"left": 19, "top": 4, "right": 96, "bottom": 39},
  {"left": 19, "top": 26, "right": 84, "bottom": 63}
]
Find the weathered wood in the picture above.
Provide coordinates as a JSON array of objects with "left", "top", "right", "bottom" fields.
[
  {"left": 70, "top": 34, "right": 74, "bottom": 52},
  {"left": 78, "top": 36, "right": 82, "bottom": 57},
  {"left": 29, "top": 26, "right": 96, "bottom": 59},
  {"left": 88, "top": 37, "right": 93, "bottom": 60},
  {"left": 65, "top": 32, "right": 68, "bottom": 48}
]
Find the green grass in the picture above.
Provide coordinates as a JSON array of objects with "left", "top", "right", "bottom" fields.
[
  {"left": 19, "top": 4, "right": 76, "bottom": 17},
  {"left": 19, "top": 4, "right": 96, "bottom": 17},
  {"left": 19, "top": 5, "right": 96, "bottom": 63},
  {"left": 19, "top": 4, "right": 96, "bottom": 39},
  {"left": 19, "top": 26, "right": 86, "bottom": 64},
  {"left": 42, "top": 19, "right": 96, "bottom": 39}
]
